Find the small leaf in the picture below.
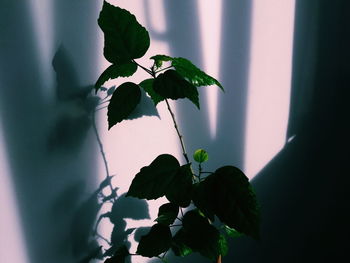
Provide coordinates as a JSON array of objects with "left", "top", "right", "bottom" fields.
[
  {"left": 192, "top": 166, "right": 260, "bottom": 240},
  {"left": 154, "top": 70, "right": 200, "bottom": 109},
  {"left": 150, "top": 54, "right": 173, "bottom": 68},
  {"left": 172, "top": 57, "right": 224, "bottom": 91},
  {"left": 136, "top": 224, "right": 172, "bottom": 257},
  {"left": 155, "top": 203, "right": 179, "bottom": 226},
  {"left": 126, "top": 154, "right": 180, "bottom": 200},
  {"left": 165, "top": 164, "right": 193, "bottom": 207},
  {"left": 107, "top": 82, "right": 141, "bottom": 129},
  {"left": 98, "top": 1, "right": 150, "bottom": 63},
  {"left": 193, "top": 149, "right": 209, "bottom": 163},
  {"left": 95, "top": 62, "right": 137, "bottom": 92},
  {"left": 139, "top": 78, "right": 164, "bottom": 105}
]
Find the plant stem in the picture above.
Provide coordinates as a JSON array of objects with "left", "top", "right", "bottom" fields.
[
  {"left": 164, "top": 99, "right": 190, "bottom": 164},
  {"left": 155, "top": 65, "right": 173, "bottom": 74},
  {"left": 133, "top": 60, "right": 154, "bottom": 76},
  {"left": 92, "top": 113, "right": 115, "bottom": 196}
]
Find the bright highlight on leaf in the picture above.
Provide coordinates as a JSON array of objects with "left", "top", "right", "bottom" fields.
[{"left": 193, "top": 149, "right": 209, "bottom": 163}]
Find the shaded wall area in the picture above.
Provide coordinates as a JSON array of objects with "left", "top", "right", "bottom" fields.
[
  {"left": 0, "top": 1, "right": 101, "bottom": 262},
  {"left": 228, "top": 0, "right": 350, "bottom": 262}
]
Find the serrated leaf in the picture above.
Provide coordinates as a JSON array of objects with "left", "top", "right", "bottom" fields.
[
  {"left": 98, "top": 1, "right": 150, "bottom": 64},
  {"left": 95, "top": 62, "right": 137, "bottom": 92},
  {"left": 136, "top": 224, "right": 172, "bottom": 257},
  {"left": 150, "top": 54, "right": 173, "bottom": 68},
  {"left": 107, "top": 82, "right": 141, "bottom": 129},
  {"left": 154, "top": 69, "right": 199, "bottom": 109},
  {"left": 218, "top": 235, "right": 228, "bottom": 256},
  {"left": 155, "top": 203, "right": 179, "bottom": 226},
  {"left": 126, "top": 154, "right": 180, "bottom": 200},
  {"left": 192, "top": 166, "right": 260, "bottom": 240},
  {"left": 165, "top": 164, "right": 193, "bottom": 207},
  {"left": 175, "top": 210, "right": 221, "bottom": 261},
  {"left": 139, "top": 78, "right": 164, "bottom": 105},
  {"left": 193, "top": 149, "right": 209, "bottom": 163},
  {"left": 172, "top": 57, "right": 224, "bottom": 91}
]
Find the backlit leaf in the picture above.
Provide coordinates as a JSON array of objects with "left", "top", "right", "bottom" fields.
[
  {"left": 95, "top": 62, "right": 137, "bottom": 92},
  {"left": 154, "top": 70, "right": 199, "bottom": 109},
  {"left": 98, "top": 1, "right": 150, "bottom": 63},
  {"left": 107, "top": 82, "right": 141, "bottom": 129},
  {"left": 193, "top": 149, "right": 209, "bottom": 163},
  {"left": 136, "top": 224, "right": 172, "bottom": 257},
  {"left": 172, "top": 57, "right": 224, "bottom": 91}
]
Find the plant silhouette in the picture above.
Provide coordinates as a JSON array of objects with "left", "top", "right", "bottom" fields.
[{"left": 88, "top": 2, "right": 261, "bottom": 263}]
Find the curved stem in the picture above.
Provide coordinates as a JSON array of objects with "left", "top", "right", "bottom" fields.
[
  {"left": 92, "top": 113, "right": 115, "bottom": 196},
  {"left": 164, "top": 99, "right": 190, "bottom": 164},
  {"left": 133, "top": 59, "right": 154, "bottom": 76}
]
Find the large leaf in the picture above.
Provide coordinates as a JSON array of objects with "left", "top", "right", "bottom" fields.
[
  {"left": 126, "top": 154, "right": 180, "bottom": 200},
  {"left": 172, "top": 210, "right": 221, "bottom": 261},
  {"left": 98, "top": 1, "right": 150, "bottom": 63},
  {"left": 139, "top": 78, "right": 164, "bottom": 106},
  {"left": 107, "top": 82, "right": 141, "bottom": 129},
  {"left": 136, "top": 224, "right": 172, "bottom": 257},
  {"left": 155, "top": 203, "right": 179, "bottom": 226},
  {"left": 192, "top": 166, "right": 260, "bottom": 240},
  {"left": 95, "top": 62, "right": 137, "bottom": 92},
  {"left": 165, "top": 164, "right": 193, "bottom": 207},
  {"left": 154, "top": 69, "right": 199, "bottom": 109}
]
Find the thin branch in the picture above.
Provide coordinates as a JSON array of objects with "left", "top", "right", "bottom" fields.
[
  {"left": 164, "top": 99, "right": 190, "bottom": 164},
  {"left": 133, "top": 59, "right": 154, "bottom": 76},
  {"left": 92, "top": 114, "right": 115, "bottom": 195}
]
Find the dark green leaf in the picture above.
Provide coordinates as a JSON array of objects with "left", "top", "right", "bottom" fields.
[
  {"left": 136, "top": 224, "right": 172, "bottom": 257},
  {"left": 98, "top": 1, "right": 150, "bottom": 63},
  {"left": 95, "top": 62, "right": 137, "bottom": 92},
  {"left": 172, "top": 57, "right": 224, "bottom": 91},
  {"left": 150, "top": 54, "right": 173, "bottom": 68},
  {"left": 173, "top": 210, "right": 221, "bottom": 261},
  {"left": 171, "top": 228, "right": 193, "bottom": 257},
  {"left": 126, "top": 154, "right": 180, "bottom": 200},
  {"left": 139, "top": 78, "right": 164, "bottom": 105},
  {"left": 107, "top": 82, "right": 141, "bottom": 129},
  {"left": 165, "top": 164, "right": 193, "bottom": 207},
  {"left": 193, "top": 149, "right": 209, "bottom": 163},
  {"left": 218, "top": 235, "right": 228, "bottom": 256},
  {"left": 192, "top": 166, "right": 260, "bottom": 240},
  {"left": 155, "top": 203, "right": 179, "bottom": 226},
  {"left": 154, "top": 70, "right": 199, "bottom": 109},
  {"left": 126, "top": 88, "right": 160, "bottom": 120}
]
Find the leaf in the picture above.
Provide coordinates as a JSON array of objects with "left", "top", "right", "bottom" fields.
[
  {"left": 171, "top": 228, "right": 193, "bottom": 257},
  {"left": 136, "top": 224, "right": 172, "bottom": 257},
  {"left": 154, "top": 70, "right": 200, "bottom": 109},
  {"left": 165, "top": 164, "right": 193, "bottom": 207},
  {"left": 218, "top": 235, "right": 228, "bottom": 257},
  {"left": 150, "top": 54, "right": 173, "bottom": 68},
  {"left": 192, "top": 166, "right": 260, "bottom": 240},
  {"left": 155, "top": 203, "right": 179, "bottom": 226},
  {"left": 126, "top": 154, "right": 180, "bottom": 200},
  {"left": 126, "top": 88, "right": 160, "bottom": 120},
  {"left": 193, "top": 149, "right": 209, "bottom": 163},
  {"left": 172, "top": 57, "right": 224, "bottom": 91},
  {"left": 224, "top": 225, "right": 243, "bottom": 238},
  {"left": 107, "top": 82, "right": 141, "bottom": 129},
  {"left": 139, "top": 78, "right": 164, "bottom": 105},
  {"left": 172, "top": 210, "right": 221, "bottom": 261},
  {"left": 98, "top": 1, "right": 150, "bottom": 63},
  {"left": 95, "top": 62, "right": 137, "bottom": 92}
]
